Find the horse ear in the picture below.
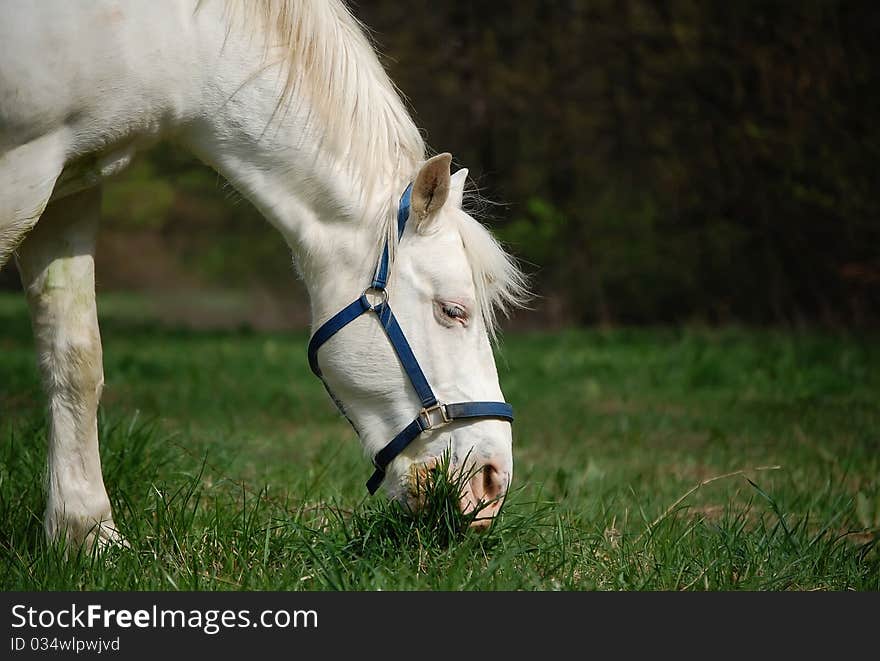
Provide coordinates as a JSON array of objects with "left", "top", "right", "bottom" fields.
[
  {"left": 449, "top": 168, "right": 468, "bottom": 209},
  {"left": 412, "top": 153, "right": 452, "bottom": 224}
]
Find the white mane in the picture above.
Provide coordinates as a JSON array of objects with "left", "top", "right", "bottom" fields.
[
  {"left": 222, "top": 0, "right": 528, "bottom": 336},
  {"left": 454, "top": 202, "right": 530, "bottom": 339},
  {"left": 221, "top": 0, "right": 424, "bottom": 191}
]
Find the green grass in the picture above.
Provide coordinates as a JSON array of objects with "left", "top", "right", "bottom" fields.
[{"left": 1, "top": 292, "right": 878, "bottom": 590}]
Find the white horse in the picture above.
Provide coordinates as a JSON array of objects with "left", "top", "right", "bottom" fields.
[{"left": 0, "top": 0, "right": 527, "bottom": 548}]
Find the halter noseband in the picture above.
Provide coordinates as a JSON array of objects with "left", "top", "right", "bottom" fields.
[{"left": 307, "top": 183, "right": 514, "bottom": 494}]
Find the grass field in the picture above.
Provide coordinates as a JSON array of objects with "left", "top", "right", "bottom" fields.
[{"left": 1, "top": 292, "right": 878, "bottom": 590}]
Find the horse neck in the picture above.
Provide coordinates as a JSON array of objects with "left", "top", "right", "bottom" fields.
[{"left": 181, "top": 2, "right": 417, "bottom": 322}]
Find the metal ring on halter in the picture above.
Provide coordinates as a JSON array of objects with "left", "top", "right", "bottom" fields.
[{"left": 361, "top": 287, "right": 389, "bottom": 310}]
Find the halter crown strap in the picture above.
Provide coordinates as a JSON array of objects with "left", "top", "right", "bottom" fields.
[
  {"left": 371, "top": 183, "right": 412, "bottom": 291},
  {"left": 307, "top": 182, "right": 513, "bottom": 495}
]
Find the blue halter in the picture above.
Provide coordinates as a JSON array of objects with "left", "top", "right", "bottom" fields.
[{"left": 307, "top": 184, "right": 514, "bottom": 494}]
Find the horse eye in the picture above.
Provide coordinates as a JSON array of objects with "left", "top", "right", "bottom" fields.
[{"left": 441, "top": 303, "right": 467, "bottom": 321}]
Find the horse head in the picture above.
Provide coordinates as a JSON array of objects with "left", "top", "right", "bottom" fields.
[{"left": 310, "top": 154, "right": 526, "bottom": 528}]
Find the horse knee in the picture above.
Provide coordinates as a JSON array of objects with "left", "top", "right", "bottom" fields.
[
  {"left": 20, "top": 256, "right": 103, "bottom": 400},
  {"left": 44, "top": 335, "right": 104, "bottom": 401}
]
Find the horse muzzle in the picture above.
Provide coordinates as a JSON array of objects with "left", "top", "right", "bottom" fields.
[{"left": 408, "top": 458, "right": 510, "bottom": 529}]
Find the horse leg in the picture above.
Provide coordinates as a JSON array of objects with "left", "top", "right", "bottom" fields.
[{"left": 16, "top": 185, "right": 124, "bottom": 550}]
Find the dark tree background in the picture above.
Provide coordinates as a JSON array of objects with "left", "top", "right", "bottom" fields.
[{"left": 2, "top": 0, "right": 878, "bottom": 328}]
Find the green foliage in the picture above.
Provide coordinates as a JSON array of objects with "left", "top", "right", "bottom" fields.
[
  {"left": 102, "top": 158, "right": 175, "bottom": 229},
  {"left": 99, "top": 144, "right": 294, "bottom": 290},
  {"left": 1, "top": 294, "right": 877, "bottom": 589},
  {"left": 360, "top": 0, "right": 880, "bottom": 325},
  {"left": 500, "top": 197, "right": 569, "bottom": 268}
]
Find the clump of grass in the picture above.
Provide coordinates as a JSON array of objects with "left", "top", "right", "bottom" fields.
[
  {"left": 277, "top": 451, "right": 564, "bottom": 590},
  {"left": 308, "top": 450, "right": 506, "bottom": 558},
  {"left": 285, "top": 484, "right": 561, "bottom": 590},
  {"left": 407, "top": 450, "right": 501, "bottom": 539}
]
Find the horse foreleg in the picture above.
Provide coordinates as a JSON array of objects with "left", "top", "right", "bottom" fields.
[{"left": 16, "top": 186, "right": 124, "bottom": 550}]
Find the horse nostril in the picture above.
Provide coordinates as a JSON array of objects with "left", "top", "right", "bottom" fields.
[
  {"left": 478, "top": 464, "right": 505, "bottom": 502},
  {"left": 460, "top": 462, "right": 508, "bottom": 526}
]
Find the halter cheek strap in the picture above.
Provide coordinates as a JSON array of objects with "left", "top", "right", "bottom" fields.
[{"left": 307, "top": 183, "right": 514, "bottom": 494}]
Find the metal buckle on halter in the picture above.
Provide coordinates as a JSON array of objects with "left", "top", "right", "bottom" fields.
[{"left": 419, "top": 403, "right": 450, "bottom": 430}]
